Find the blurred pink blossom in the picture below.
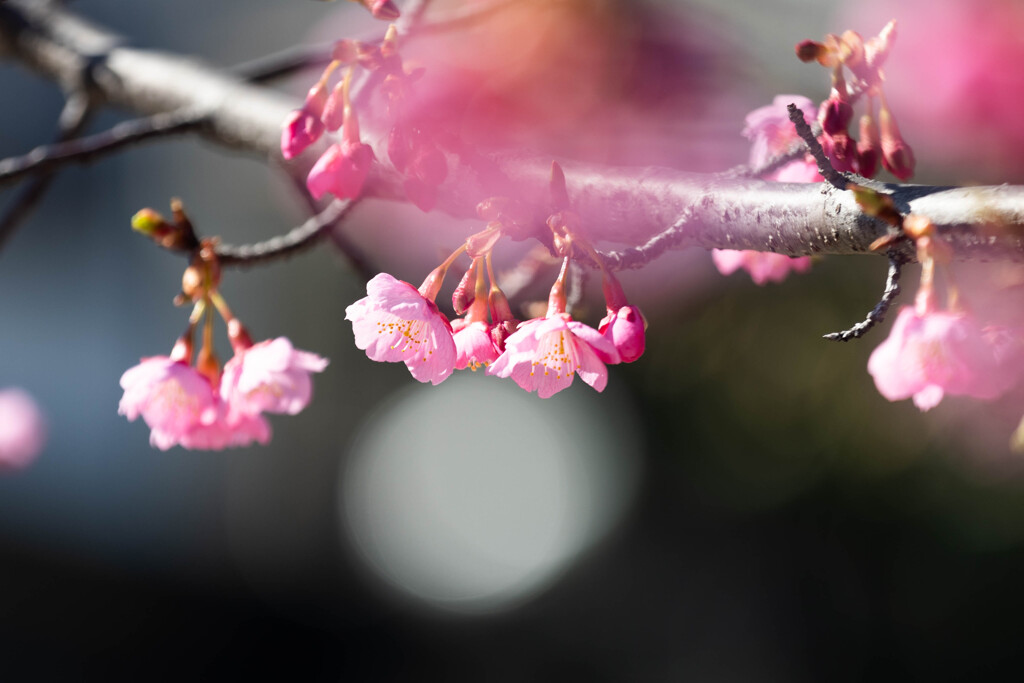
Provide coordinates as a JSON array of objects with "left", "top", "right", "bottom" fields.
[
  {"left": 0, "top": 388, "right": 46, "bottom": 470},
  {"left": 867, "top": 307, "right": 1015, "bottom": 411},
  {"left": 345, "top": 273, "right": 457, "bottom": 385},
  {"left": 488, "top": 314, "right": 619, "bottom": 398},
  {"left": 712, "top": 249, "right": 812, "bottom": 286}
]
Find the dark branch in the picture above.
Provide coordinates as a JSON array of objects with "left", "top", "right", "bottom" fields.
[
  {"left": 823, "top": 251, "right": 905, "bottom": 341},
  {"left": 0, "top": 107, "right": 207, "bottom": 186},
  {"left": 0, "top": 88, "right": 94, "bottom": 249},
  {"left": 215, "top": 198, "right": 357, "bottom": 267},
  {"left": 787, "top": 103, "right": 847, "bottom": 189}
]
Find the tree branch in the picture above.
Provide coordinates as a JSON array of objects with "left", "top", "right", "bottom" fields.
[{"left": 1, "top": 0, "right": 1023, "bottom": 266}]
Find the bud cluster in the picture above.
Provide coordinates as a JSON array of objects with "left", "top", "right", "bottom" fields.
[{"left": 796, "top": 21, "right": 915, "bottom": 180}]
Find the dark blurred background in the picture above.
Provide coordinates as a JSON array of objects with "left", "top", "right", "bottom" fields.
[{"left": 2, "top": 0, "right": 1024, "bottom": 680}]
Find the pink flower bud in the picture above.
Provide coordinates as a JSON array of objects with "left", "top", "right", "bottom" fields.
[
  {"left": 306, "top": 139, "right": 376, "bottom": 200},
  {"left": 856, "top": 112, "right": 880, "bottom": 178},
  {"left": 281, "top": 108, "right": 325, "bottom": 160},
  {"left": 819, "top": 97, "right": 854, "bottom": 136},
  {"left": 598, "top": 305, "right": 646, "bottom": 364},
  {"left": 877, "top": 103, "right": 914, "bottom": 179}
]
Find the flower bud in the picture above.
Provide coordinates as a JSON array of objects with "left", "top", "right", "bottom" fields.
[
  {"left": 819, "top": 97, "right": 854, "bottom": 136},
  {"left": 599, "top": 305, "right": 646, "bottom": 363},
  {"left": 879, "top": 105, "right": 915, "bottom": 180},
  {"left": 856, "top": 112, "right": 880, "bottom": 178},
  {"left": 452, "top": 264, "right": 476, "bottom": 316}
]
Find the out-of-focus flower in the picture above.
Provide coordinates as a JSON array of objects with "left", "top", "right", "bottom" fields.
[
  {"left": 488, "top": 314, "right": 619, "bottom": 398},
  {"left": 220, "top": 337, "right": 329, "bottom": 416},
  {"left": 867, "top": 306, "right": 1014, "bottom": 411},
  {"left": 712, "top": 249, "right": 812, "bottom": 286},
  {"left": 743, "top": 95, "right": 823, "bottom": 180},
  {"left": 0, "top": 388, "right": 46, "bottom": 470},
  {"left": 345, "top": 273, "right": 457, "bottom": 385}
]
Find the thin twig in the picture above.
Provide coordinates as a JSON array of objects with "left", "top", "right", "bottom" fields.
[
  {"left": 0, "top": 89, "right": 94, "bottom": 250},
  {"left": 596, "top": 203, "right": 698, "bottom": 271},
  {"left": 787, "top": 103, "right": 847, "bottom": 189},
  {"left": 281, "top": 169, "right": 376, "bottom": 279},
  {"left": 215, "top": 198, "right": 357, "bottom": 267},
  {"left": 823, "top": 251, "right": 905, "bottom": 341},
  {"left": 0, "top": 107, "right": 208, "bottom": 187}
]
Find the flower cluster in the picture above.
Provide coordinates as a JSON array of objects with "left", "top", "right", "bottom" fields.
[
  {"left": 120, "top": 211, "right": 327, "bottom": 450},
  {"left": 120, "top": 335, "right": 327, "bottom": 451},
  {"left": 345, "top": 193, "right": 646, "bottom": 398}
]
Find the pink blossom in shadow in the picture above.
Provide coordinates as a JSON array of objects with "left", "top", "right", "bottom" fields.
[
  {"left": 220, "top": 337, "right": 328, "bottom": 416},
  {"left": 0, "top": 388, "right": 46, "bottom": 470},
  {"left": 599, "top": 305, "right": 646, "bottom": 364},
  {"left": 451, "top": 318, "right": 499, "bottom": 371},
  {"left": 867, "top": 306, "right": 1015, "bottom": 411},
  {"left": 712, "top": 249, "right": 812, "bottom": 286},
  {"left": 345, "top": 273, "right": 457, "bottom": 385},
  {"left": 487, "top": 314, "right": 620, "bottom": 398}
]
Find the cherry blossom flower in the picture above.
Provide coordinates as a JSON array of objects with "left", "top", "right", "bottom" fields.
[
  {"left": 488, "top": 314, "right": 620, "bottom": 398},
  {"left": 119, "top": 356, "right": 269, "bottom": 450},
  {"left": 0, "top": 388, "right": 46, "bottom": 470},
  {"left": 220, "top": 337, "right": 328, "bottom": 416},
  {"left": 712, "top": 249, "right": 812, "bottom": 286},
  {"left": 598, "top": 305, "right": 646, "bottom": 364},
  {"left": 867, "top": 306, "right": 1014, "bottom": 411},
  {"left": 345, "top": 273, "right": 457, "bottom": 385},
  {"left": 451, "top": 318, "right": 500, "bottom": 370}
]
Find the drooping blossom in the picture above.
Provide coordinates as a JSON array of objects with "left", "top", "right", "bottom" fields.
[
  {"left": 867, "top": 306, "right": 1014, "bottom": 411},
  {"left": 119, "top": 356, "right": 269, "bottom": 450},
  {"left": 0, "top": 388, "right": 46, "bottom": 470},
  {"left": 451, "top": 318, "right": 500, "bottom": 371},
  {"left": 488, "top": 314, "right": 620, "bottom": 398},
  {"left": 345, "top": 273, "right": 457, "bottom": 385},
  {"left": 220, "top": 337, "right": 329, "bottom": 416},
  {"left": 306, "top": 138, "right": 376, "bottom": 200},
  {"left": 598, "top": 305, "right": 646, "bottom": 363},
  {"left": 712, "top": 249, "right": 812, "bottom": 286}
]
